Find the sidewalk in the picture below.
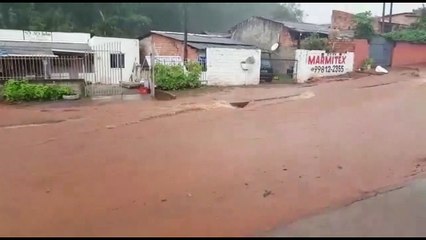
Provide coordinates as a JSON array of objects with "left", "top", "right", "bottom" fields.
[{"left": 264, "top": 178, "right": 426, "bottom": 237}]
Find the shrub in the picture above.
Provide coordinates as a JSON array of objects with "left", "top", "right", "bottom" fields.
[
  {"left": 3, "top": 79, "right": 74, "bottom": 102},
  {"left": 301, "top": 33, "right": 330, "bottom": 51},
  {"left": 383, "top": 29, "right": 426, "bottom": 43},
  {"left": 154, "top": 61, "right": 202, "bottom": 91},
  {"left": 353, "top": 11, "right": 375, "bottom": 39},
  {"left": 361, "top": 58, "right": 374, "bottom": 70}
]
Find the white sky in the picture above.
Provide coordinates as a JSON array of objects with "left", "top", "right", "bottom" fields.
[{"left": 298, "top": 2, "right": 425, "bottom": 24}]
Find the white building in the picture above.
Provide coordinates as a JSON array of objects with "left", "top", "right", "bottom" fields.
[
  {"left": 139, "top": 31, "right": 261, "bottom": 86},
  {"left": 0, "top": 29, "right": 139, "bottom": 84},
  {"left": 88, "top": 36, "right": 139, "bottom": 84}
]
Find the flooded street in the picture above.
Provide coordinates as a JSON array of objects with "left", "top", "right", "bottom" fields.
[{"left": 1, "top": 69, "right": 426, "bottom": 236}]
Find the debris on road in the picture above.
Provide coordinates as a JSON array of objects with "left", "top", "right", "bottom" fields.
[
  {"left": 161, "top": 199, "right": 167, "bottom": 202},
  {"left": 263, "top": 190, "right": 273, "bottom": 198},
  {"left": 375, "top": 65, "right": 389, "bottom": 74}
]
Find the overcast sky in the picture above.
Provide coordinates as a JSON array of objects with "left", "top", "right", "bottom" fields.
[{"left": 298, "top": 2, "right": 425, "bottom": 24}]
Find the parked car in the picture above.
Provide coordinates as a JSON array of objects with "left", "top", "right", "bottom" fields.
[{"left": 260, "top": 58, "right": 274, "bottom": 82}]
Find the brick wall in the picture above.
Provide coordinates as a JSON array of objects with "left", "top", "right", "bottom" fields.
[
  {"left": 141, "top": 34, "right": 198, "bottom": 60},
  {"left": 392, "top": 42, "right": 426, "bottom": 67},
  {"left": 331, "top": 10, "right": 381, "bottom": 34},
  {"left": 331, "top": 10, "right": 356, "bottom": 31},
  {"left": 329, "top": 40, "right": 355, "bottom": 53}
]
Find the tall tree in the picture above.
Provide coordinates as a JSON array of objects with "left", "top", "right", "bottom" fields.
[{"left": 0, "top": 3, "right": 304, "bottom": 37}]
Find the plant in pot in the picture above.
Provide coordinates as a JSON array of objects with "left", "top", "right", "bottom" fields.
[{"left": 61, "top": 87, "right": 80, "bottom": 100}]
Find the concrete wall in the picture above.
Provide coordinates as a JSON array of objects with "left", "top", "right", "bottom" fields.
[
  {"left": 139, "top": 34, "right": 198, "bottom": 61},
  {"left": 230, "top": 17, "right": 296, "bottom": 59},
  {"left": 295, "top": 50, "right": 354, "bottom": 83},
  {"left": 206, "top": 47, "right": 261, "bottom": 86},
  {"left": 391, "top": 42, "right": 426, "bottom": 67},
  {"left": 353, "top": 39, "right": 370, "bottom": 70},
  {"left": 0, "top": 29, "right": 90, "bottom": 43},
  {"left": 329, "top": 39, "right": 369, "bottom": 69},
  {"left": 382, "top": 14, "right": 419, "bottom": 26},
  {"left": 89, "top": 36, "right": 140, "bottom": 83}
]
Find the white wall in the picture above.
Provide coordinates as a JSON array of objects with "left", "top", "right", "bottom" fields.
[
  {"left": 51, "top": 32, "right": 90, "bottom": 43},
  {"left": 89, "top": 36, "right": 140, "bottom": 84},
  {"left": 0, "top": 29, "right": 90, "bottom": 43},
  {"left": 206, "top": 47, "right": 261, "bottom": 86},
  {"left": 0, "top": 29, "right": 26, "bottom": 41},
  {"left": 295, "top": 49, "right": 354, "bottom": 83}
]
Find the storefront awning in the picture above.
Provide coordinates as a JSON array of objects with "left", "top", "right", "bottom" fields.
[{"left": 0, "top": 40, "right": 91, "bottom": 57}]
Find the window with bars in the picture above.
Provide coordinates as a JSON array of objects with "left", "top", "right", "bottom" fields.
[
  {"left": 198, "top": 56, "right": 206, "bottom": 71},
  {"left": 110, "top": 53, "right": 125, "bottom": 68}
]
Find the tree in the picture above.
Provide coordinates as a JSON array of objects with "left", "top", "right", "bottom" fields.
[
  {"left": 271, "top": 3, "right": 304, "bottom": 22},
  {"left": 301, "top": 33, "right": 329, "bottom": 51},
  {"left": 353, "top": 11, "right": 375, "bottom": 39},
  {"left": 0, "top": 3, "right": 304, "bottom": 37}
]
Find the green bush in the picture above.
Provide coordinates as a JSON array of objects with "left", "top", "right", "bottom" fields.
[
  {"left": 353, "top": 11, "right": 375, "bottom": 39},
  {"left": 301, "top": 33, "right": 330, "bottom": 51},
  {"left": 3, "top": 79, "right": 74, "bottom": 102},
  {"left": 383, "top": 29, "right": 426, "bottom": 43},
  {"left": 154, "top": 61, "right": 202, "bottom": 91}
]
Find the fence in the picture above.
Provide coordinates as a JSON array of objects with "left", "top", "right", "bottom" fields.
[
  {"left": 0, "top": 42, "right": 127, "bottom": 97},
  {"left": 0, "top": 55, "right": 92, "bottom": 81},
  {"left": 268, "top": 58, "right": 298, "bottom": 83}
]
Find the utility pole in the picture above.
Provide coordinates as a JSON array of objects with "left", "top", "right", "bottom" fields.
[
  {"left": 389, "top": 2, "right": 393, "bottom": 26},
  {"left": 183, "top": 4, "right": 188, "bottom": 62},
  {"left": 381, "top": 2, "right": 386, "bottom": 33}
]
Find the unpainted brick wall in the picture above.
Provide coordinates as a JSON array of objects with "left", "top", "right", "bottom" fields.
[{"left": 151, "top": 34, "right": 198, "bottom": 60}]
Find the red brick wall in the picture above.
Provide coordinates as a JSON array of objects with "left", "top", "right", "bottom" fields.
[
  {"left": 329, "top": 40, "right": 355, "bottom": 53},
  {"left": 392, "top": 42, "right": 426, "bottom": 67},
  {"left": 331, "top": 10, "right": 356, "bottom": 31},
  {"left": 279, "top": 28, "right": 297, "bottom": 47},
  {"left": 331, "top": 10, "right": 381, "bottom": 33},
  {"left": 151, "top": 34, "right": 198, "bottom": 60}
]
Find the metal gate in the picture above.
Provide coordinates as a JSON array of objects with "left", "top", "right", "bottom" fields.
[
  {"left": 369, "top": 36, "right": 394, "bottom": 67},
  {"left": 84, "top": 42, "right": 124, "bottom": 97}
]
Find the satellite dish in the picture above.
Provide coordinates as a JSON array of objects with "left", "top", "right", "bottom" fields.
[
  {"left": 270, "top": 42, "right": 280, "bottom": 52},
  {"left": 246, "top": 56, "right": 255, "bottom": 64}
]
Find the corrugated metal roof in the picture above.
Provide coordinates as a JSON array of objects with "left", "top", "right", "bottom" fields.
[
  {"left": 241, "top": 17, "right": 330, "bottom": 35},
  {"left": 201, "top": 31, "right": 232, "bottom": 37},
  {"left": 0, "top": 40, "right": 91, "bottom": 57},
  {"left": 151, "top": 31, "right": 253, "bottom": 46},
  {"left": 187, "top": 42, "right": 258, "bottom": 50}
]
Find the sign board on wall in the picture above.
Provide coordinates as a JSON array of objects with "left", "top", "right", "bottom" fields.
[
  {"left": 144, "top": 56, "right": 183, "bottom": 68},
  {"left": 294, "top": 50, "right": 354, "bottom": 83},
  {"left": 23, "top": 31, "right": 52, "bottom": 42}
]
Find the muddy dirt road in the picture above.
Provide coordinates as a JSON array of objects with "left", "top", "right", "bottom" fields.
[{"left": 1, "top": 69, "right": 426, "bottom": 236}]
